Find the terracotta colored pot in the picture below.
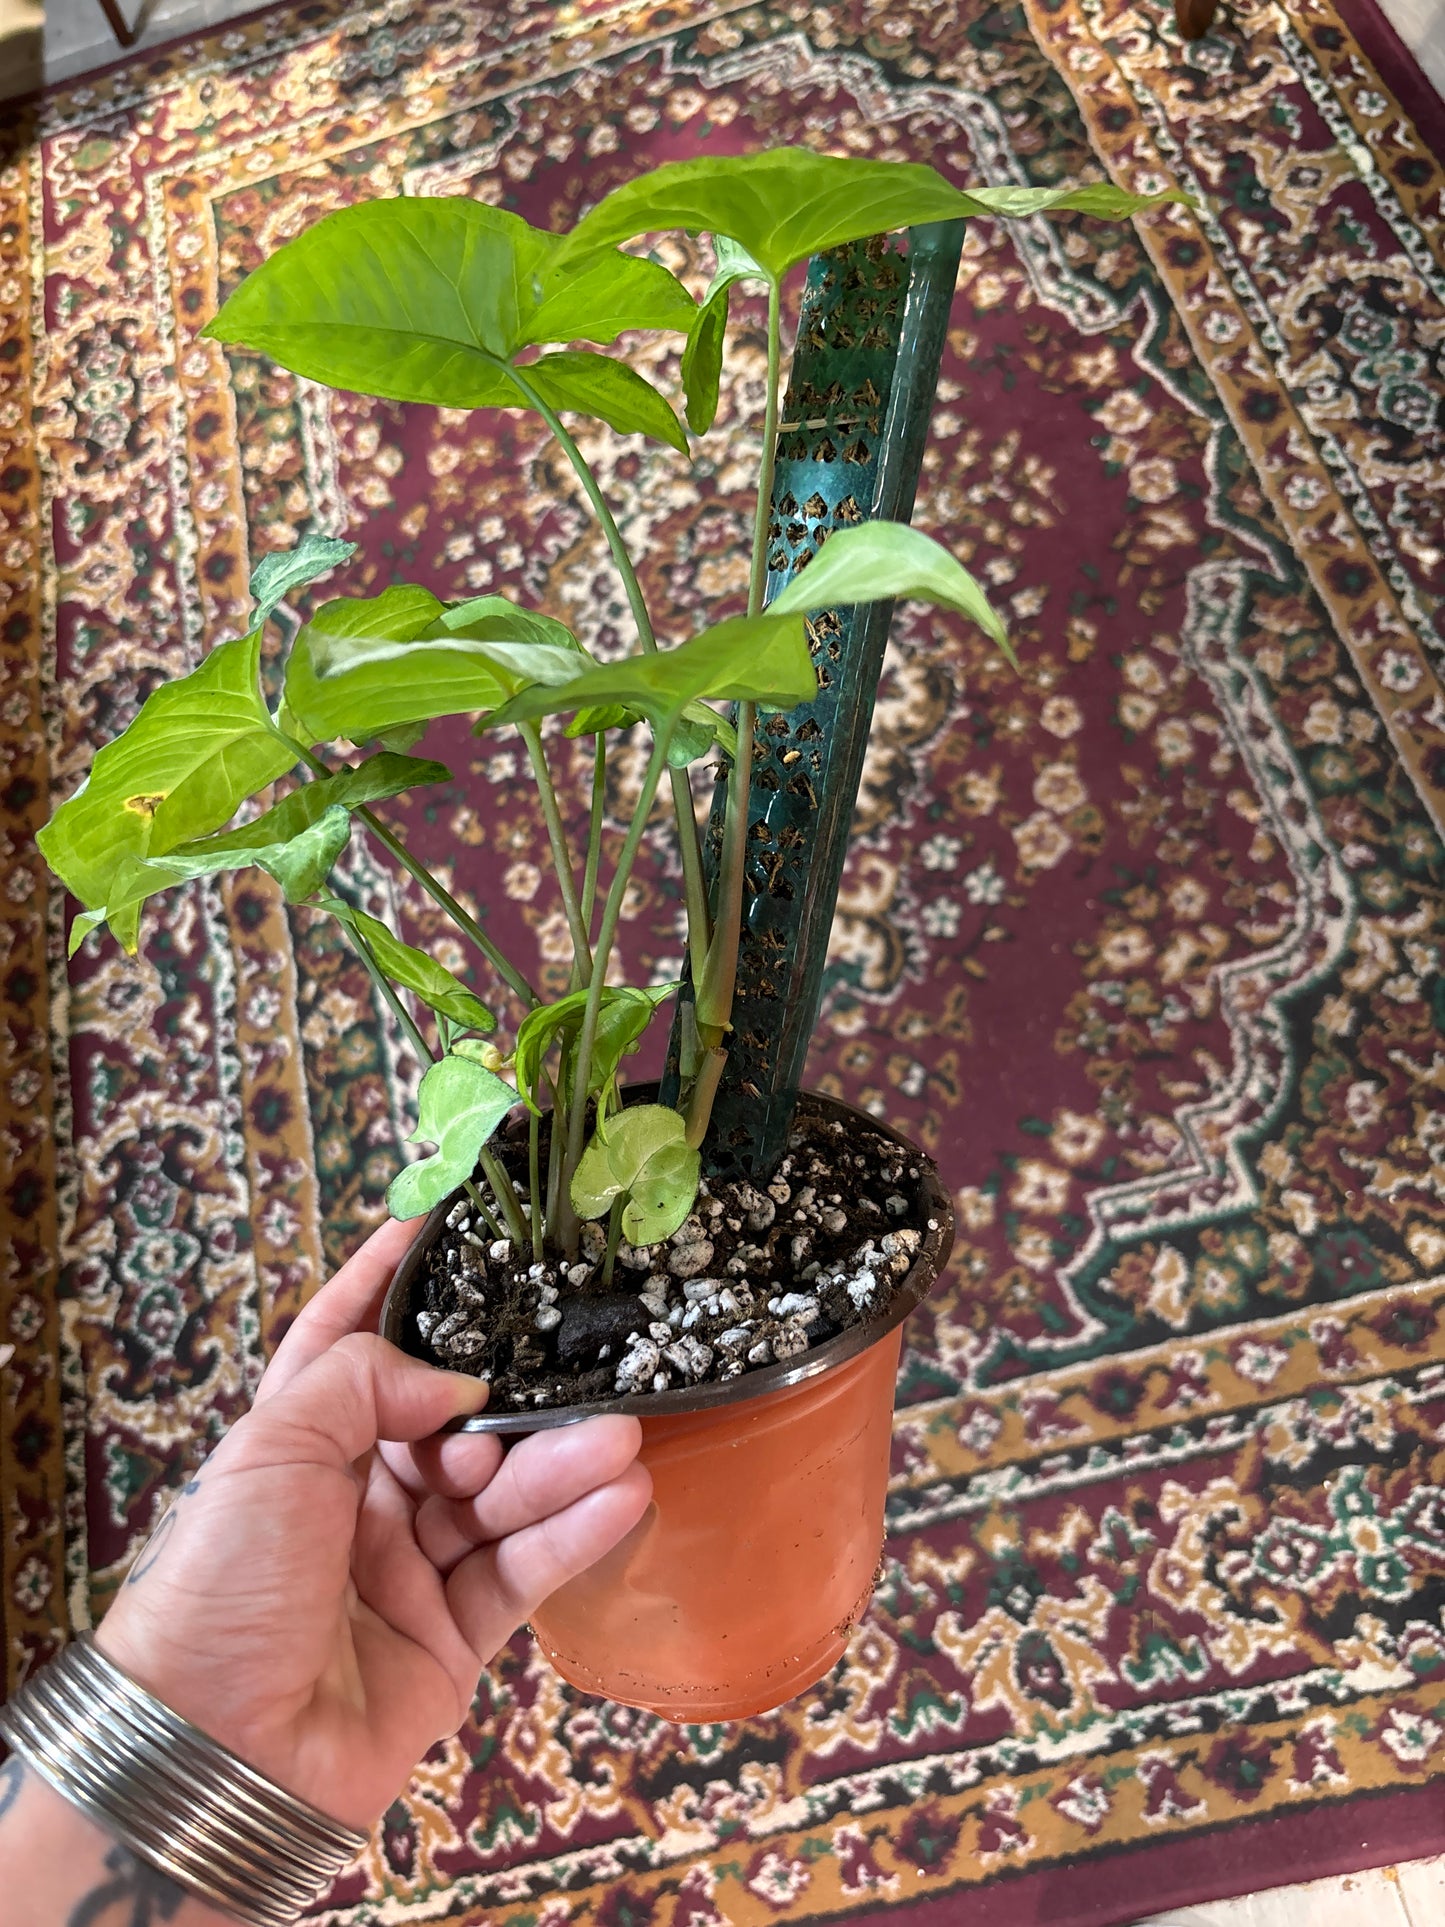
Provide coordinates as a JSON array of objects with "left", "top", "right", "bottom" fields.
[{"left": 381, "top": 1092, "right": 953, "bottom": 1720}]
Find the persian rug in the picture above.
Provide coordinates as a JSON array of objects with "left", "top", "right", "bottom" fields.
[{"left": 2, "top": 0, "right": 1444, "bottom": 1920}]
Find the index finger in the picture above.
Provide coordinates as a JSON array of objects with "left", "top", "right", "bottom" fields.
[{"left": 255, "top": 1215, "right": 420, "bottom": 1405}]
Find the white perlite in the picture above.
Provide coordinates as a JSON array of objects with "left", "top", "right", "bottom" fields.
[
  {"left": 664, "top": 1335, "right": 714, "bottom": 1381},
  {"left": 615, "top": 1338, "right": 660, "bottom": 1392},
  {"left": 667, "top": 1238, "right": 714, "bottom": 1279}
]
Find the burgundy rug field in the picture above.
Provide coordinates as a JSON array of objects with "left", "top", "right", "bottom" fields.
[{"left": 1, "top": 0, "right": 1443, "bottom": 1920}]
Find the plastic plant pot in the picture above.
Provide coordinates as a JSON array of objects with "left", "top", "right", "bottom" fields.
[{"left": 381, "top": 1091, "right": 954, "bottom": 1721}]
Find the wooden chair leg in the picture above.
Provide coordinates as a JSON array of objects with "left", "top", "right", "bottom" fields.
[{"left": 1175, "top": 0, "right": 1220, "bottom": 38}]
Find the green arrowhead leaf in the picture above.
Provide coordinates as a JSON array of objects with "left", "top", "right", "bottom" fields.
[
  {"left": 283, "top": 588, "right": 580, "bottom": 745},
  {"left": 681, "top": 236, "right": 767, "bottom": 435},
  {"left": 770, "top": 521, "right": 1014, "bottom": 665},
  {"left": 387, "top": 1054, "right": 517, "bottom": 1221},
  {"left": 520, "top": 351, "right": 688, "bottom": 453},
  {"left": 563, "top": 703, "right": 634, "bottom": 739},
  {"left": 522, "top": 246, "right": 699, "bottom": 350},
  {"left": 259, "top": 807, "right": 354, "bottom": 901},
  {"left": 192, "top": 752, "right": 450, "bottom": 857},
  {"left": 563, "top": 699, "right": 736, "bottom": 767},
  {"left": 668, "top": 703, "right": 734, "bottom": 767},
  {"left": 76, "top": 804, "right": 354, "bottom": 954},
  {"left": 570, "top": 1102, "right": 700, "bottom": 1243},
  {"left": 681, "top": 285, "right": 731, "bottom": 437},
  {"left": 712, "top": 234, "right": 767, "bottom": 284},
  {"left": 480, "top": 611, "right": 815, "bottom": 736},
  {"left": 434, "top": 597, "right": 581, "bottom": 650},
  {"left": 514, "top": 982, "right": 676, "bottom": 1116},
  {"left": 68, "top": 756, "right": 448, "bottom": 955},
  {"left": 68, "top": 908, "right": 108, "bottom": 950},
  {"left": 204, "top": 196, "right": 696, "bottom": 417},
  {"left": 320, "top": 899, "right": 496, "bottom": 1033},
  {"left": 307, "top": 584, "right": 447, "bottom": 667},
  {"left": 449, "top": 639, "right": 592, "bottom": 702},
  {"left": 958, "top": 183, "right": 1189, "bottom": 221},
  {"left": 250, "top": 532, "right": 357, "bottom": 629},
  {"left": 372, "top": 723, "right": 428, "bottom": 754},
  {"left": 38, "top": 629, "right": 297, "bottom": 946},
  {"left": 560, "top": 149, "right": 1185, "bottom": 284}
]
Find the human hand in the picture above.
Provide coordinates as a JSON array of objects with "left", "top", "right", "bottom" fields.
[{"left": 95, "top": 1217, "right": 652, "bottom": 1832}]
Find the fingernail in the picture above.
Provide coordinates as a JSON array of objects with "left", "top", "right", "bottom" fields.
[{"left": 446, "top": 1372, "right": 490, "bottom": 1411}]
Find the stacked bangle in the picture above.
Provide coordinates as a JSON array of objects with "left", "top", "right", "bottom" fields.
[{"left": 0, "top": 1634, "right": 367, "bottom": 1925}]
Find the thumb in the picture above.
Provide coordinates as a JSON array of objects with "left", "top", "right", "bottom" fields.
[{"left": 249, "top": 1332, "right": 489, "bottom": 1471}]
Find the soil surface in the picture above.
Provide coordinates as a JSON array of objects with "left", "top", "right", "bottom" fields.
[{"left": 407, "top": 1103, "right": 938, "bottom": 1411}]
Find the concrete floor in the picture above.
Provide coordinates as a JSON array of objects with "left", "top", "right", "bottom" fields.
[
  {"left": 1138, "top": 1856, "right": 1445, "bottom": 1925},
  {"left": 0, "top": 0, "right": 255, "bottom": 97},
  {"left": 1377, "top": 0, "right": 1445, "bottom": 97}
]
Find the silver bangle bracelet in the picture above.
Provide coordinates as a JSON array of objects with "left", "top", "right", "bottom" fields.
[{"left": 0, "top": 1634, "right": 368, "bottom": 1925}]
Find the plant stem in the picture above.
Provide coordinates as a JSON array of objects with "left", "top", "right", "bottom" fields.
[
  {"left": 748, "top": 280, "right": 784, "bottom": 619},
  {"left": 476, "top": 1143, "right": 530, "bottom": 1249},
  {"left": 672, "top": 766, "right": 712, "bottom": 990},
  {"left": 527, "top": 1107, "right": 543, "bottom": 1264},
  {"left": 286, "top": 751, "right": 515, "bottom": 1240},
  {"left": 543, "top": 1069, "right": 564, "bottom": 1234},
  {"left": 503, "top": 363, "right": 712, "bottom": 976},
  {"left": 346, "top": 916, "right": 432, "bottom": 1066},
  {"left": 520, "top": 720, "right": 593, "bottom": 986},
  {"left": 359, "top": 805, "right": 539, "bottom": 1011},
  {"left": 581, "top": 733, "right": 606, "bottom": 931},
  {"left": 505, "top": 363, "right": 657, "bottom": 648},
  {"left": 549, "top": 1055, "right": 580, "bottom": 1255},
  {"left": 693, "top": 278, "right": 781, "bottom": 1061},
  {"left": 684, "top": 1044, "right": 727, "bottom": 1149},
  {"left": 342, "top": 914, "right": 525, "bottom": 1245},
  {"left": 463, "top": 1180, "right": 506, "bottom": 1245},
  {"left": 281, "top": 730, "right": 540, "bottom": 1009},
  {"left": 602, "top": 1195, "right": 623, "bottom": 1288},
  {"left": 560, "top": 727, "right": 673, "bottom": 1247}
]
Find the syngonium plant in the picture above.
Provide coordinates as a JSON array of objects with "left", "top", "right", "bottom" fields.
[{"left": 39, "top": 149, "right": 1173, "bottom": 1275}]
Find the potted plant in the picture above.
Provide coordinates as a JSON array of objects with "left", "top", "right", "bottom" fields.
[{"left": 38, "top": 149, "right": 1174, "bottom": 1720}]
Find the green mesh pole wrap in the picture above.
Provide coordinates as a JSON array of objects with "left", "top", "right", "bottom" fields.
[{"left": 667, "top": 218, "right": 966, "bottom": 1179}]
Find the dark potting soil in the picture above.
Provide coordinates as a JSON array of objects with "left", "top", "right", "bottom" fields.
[{"left": 409, "top": 1103, "right": 938, "bottom": 1412}]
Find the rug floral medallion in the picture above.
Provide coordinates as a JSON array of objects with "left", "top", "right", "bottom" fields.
[{"left": 1, "top": 0, "right": 1443, "bottom": 1918}]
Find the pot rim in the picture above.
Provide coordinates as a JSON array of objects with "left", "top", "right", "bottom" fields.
[{"left": 380, "top": 1088, "right": 955, "bottom": 1434}]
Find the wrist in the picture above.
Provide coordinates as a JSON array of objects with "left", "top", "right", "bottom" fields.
[
  {"left": 0, "top": 1756, "right": 233, "bottom": 1927},
  {"left": 94, "top": 1589, "right": 301, "bottom": 1813},
  {"left": 91, "top": 1611, "right": 238, "bottom": 1759},
  {"left": 0, "top": 1636, "right": 367, "bottom": 1925}
]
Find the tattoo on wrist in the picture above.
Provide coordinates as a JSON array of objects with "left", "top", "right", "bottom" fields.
[
  {"left": 126, "top": 1478, "right": 202, "bottom": 1589},
  {"left": 68, "top": 1843, "right": 187, "bottom": 1927},
  {"left": 0, "top": 1772, "right": 186, "bottom": 1927}
]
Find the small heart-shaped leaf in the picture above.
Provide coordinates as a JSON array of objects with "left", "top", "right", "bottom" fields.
[
  {"left": 570, "top": 1102, "right": 699, "bottom": 1244},
  {"left": 387, "top": 1054, "right": 517, "bottom": 1220}
]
